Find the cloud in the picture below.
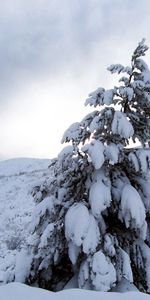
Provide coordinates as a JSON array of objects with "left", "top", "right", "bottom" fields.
[
  {"left": 1, "top": 0, "right": 150, "bottom": 158},
  {"left": 0, "top": 0, "right": 150, "bottom": 100}
]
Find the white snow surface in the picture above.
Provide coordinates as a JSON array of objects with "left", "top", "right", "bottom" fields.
[
  {"left": 90, "top": 250, "right": 116, "bottom": 291},
  {"left": 82, "top": 140, "right": 105, "bottom": 169},
  {"left": 82, "top": 214, "right": 100, "bottom": 254},
  {"left": 0, "top": 158, "right": 51, "bottom": 283},
  {"left": 61, "top": 122, "right": 81, "bottom": 143},
  {"left": 68, "top": 241, "right": 80, "bottom": 265},
  {"left": 116, "top": 248, "right": 133, "bottom": 283},
  {"left": 0, "top": 282, "right": 149, "bottom": 300},
  {"left": 58, "top": 145, "right": 75, "bottom": 158},
  {"left": 0, "top": 158, "right": 50, "bottom": 176},
  {"left": 119, "top": 86, "right": 134, "bottom": 102},
  {"left": 65, "top": 203, "right": 90, "bottom": 246},
  {"left": 111, "top": 111, "right": 134, "bottom": 139},
  {"left": 89, "top": 181, "right": 111, "bottom": 217},
  {"left": 105, "top": 143, "right": 121, "bottom": 165},
  {"left": 65, "top": 204, "right": 100, "bottom": 256},
  {"left": 85, "top": 87, "right": 115, "bottom": 106},
  {"left": 119, "top": 184, "right": 146, "bottom": 237}
]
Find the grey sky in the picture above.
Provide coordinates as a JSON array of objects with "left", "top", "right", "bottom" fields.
[{"left": 1, "top": 0, "right": 150, "bottom": 159}]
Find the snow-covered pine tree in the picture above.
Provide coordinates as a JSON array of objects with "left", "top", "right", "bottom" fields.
[{"left": 25, "top": 40, "right": 150, "bottom": 292}]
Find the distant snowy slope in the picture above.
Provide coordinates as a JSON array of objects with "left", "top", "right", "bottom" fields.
[
  {"left": 0, "top": 283, "right": 149, "bottom": 300},
  {"left": 0, "top": 157, "right": 50, "bottom": 176},
  {"left": 0, "top": 158, "right": 51, "bottom": 283}
]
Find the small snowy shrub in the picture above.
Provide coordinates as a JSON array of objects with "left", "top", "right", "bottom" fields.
[{"left": 26, "top": 40, "right": 150, "bottom": 292}]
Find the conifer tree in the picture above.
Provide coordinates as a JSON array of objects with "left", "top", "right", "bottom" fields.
[{"left": 25, "top": 40, "right": 150, "bottom": 292}]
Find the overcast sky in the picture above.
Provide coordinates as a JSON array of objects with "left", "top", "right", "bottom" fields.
[{"left": 1, "top": 0, "right": 150, "bottom": 160}]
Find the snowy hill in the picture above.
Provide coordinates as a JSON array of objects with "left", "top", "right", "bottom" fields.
[
  {"left": 0, "top": 158, "right": 51, "bottom": 283},
  {"left": 0, "top": 157, "right": 50, "bottom": 176},
  {"left": 0, "top": 283, "right": 149, "bottom": 300}
]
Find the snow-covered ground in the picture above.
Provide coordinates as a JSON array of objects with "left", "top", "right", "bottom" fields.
[
  {"left": 0, "top": 282, "right": 149, "bottom": 300},
  {"left": 0, "top": 158, "right": 51, "bottom": 283}
]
